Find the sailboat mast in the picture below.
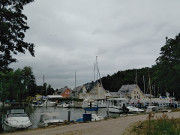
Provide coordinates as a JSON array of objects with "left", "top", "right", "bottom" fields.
[
  {"left": 96, "top": 56, "right": 102, "bottom": 86},
  {"left": 75, "top": 72, "right": 76, "bottom": 88},
  {"left": 148, "top": 71, "right": 152, "bottom": 106},
  {"left": 143, "top": 75, "right": 146, "bottom": 94}
]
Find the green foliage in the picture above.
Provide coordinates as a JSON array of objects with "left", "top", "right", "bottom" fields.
[
  {"left": 0, "top": 66, "right": 36, "bottom": 102},
  {"left": 0, "top": 0, "right": 35, "bottom": 71},
  {"left": 130, "top": 114, "right": 180, "bottom": 135},
  {"left": 102, "top": 67, "right": 151, "bottom": 93}
]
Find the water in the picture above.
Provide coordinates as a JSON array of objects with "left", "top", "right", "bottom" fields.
[{"left": 0, "top": 106, "right": 113, "bottom": 132}]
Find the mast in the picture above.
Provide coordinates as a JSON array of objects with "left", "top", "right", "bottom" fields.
[
  {"left": 148, "top": 71, "right": 152, "bottom": 106},
  {"left": 135, "top": 70, "right": 138, "bottom": 84},
  {"left": 96, "top": 56, "right": 102, "bottom": 86},
  {"left": 75, "top": 72, "right": 76, "bottom": 88},
  {"left": 143, "top": 75, "right": 146, "bottom": 94}
]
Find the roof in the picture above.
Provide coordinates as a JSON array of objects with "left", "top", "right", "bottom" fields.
[
  {"left": 118, "top": 84, "right": 142, "bottom": 95},
  {"left": 144, "top": 94, "right": 154, "bottom": 98},
  {"left": 47, "top": 95, "right": 63, "bottom": 99},
  {"left": 72, "top": 86, "right": 84, "bottom": 93},
  {"left": 107, "top": 98, "right": 129, "bottom": 101},
  {"left": 109, "top": 92, "right": 119, "bottom": 97},
  {"left": 58, "top": 87, "right": 72, "bottom": 93}
]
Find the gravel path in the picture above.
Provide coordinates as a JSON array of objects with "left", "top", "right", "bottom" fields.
[{"left": 1, "top": 112, "right": 180, "bottom": 135}]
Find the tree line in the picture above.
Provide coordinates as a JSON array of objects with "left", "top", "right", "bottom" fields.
[
  {"left": 0, "top": 66, "right": 55, "bottom": 102},
  {"left": 101, "top": 34, "right": 180, "bottom": 100}
]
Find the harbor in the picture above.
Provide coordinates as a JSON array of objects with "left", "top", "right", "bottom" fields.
[
  {"left": 0, "top": 106, "right": 113, "bottom": 133},
  {"left": 1, "top": 110, "right": 180, "bottom": 135}
]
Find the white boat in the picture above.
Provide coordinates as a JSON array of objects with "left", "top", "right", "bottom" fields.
[
  {"left": 62, "top": 103, "right": 70, "bottom": 108},
  {"left": 82, "top": 97, "right": 97, "bottom": 108},
  {"left": 91, "top": 114, "right": 104, "bottom": 121},
  {"left": 126, "top": 106, "right": 144, "bottom": 113},
  {"left": 97, "top": 100, "right": 107, "bottom": 108},
  {"left": 39, "top": 100, "right": 56, "bottom": 107},
  {"left": 76, "top": 113, "right": 104, "bottom": 122},
  {"left": 2, "top": 108, "right": 32, "bottom": 131},
  {"left": 107, "top": 98, "right": 129, "bottom": 113},
  {"left": 146, "top": 106, "right": 160, "bottom": 113},
  {"left": 39, "top": 113, "right": 64, "bottom": 126}
]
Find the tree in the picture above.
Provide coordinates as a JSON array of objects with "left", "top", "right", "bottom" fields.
[
  {"left": 0, "top": 0, "right": 35, "bottom": 71},
  {"left": 155, "top": 34, "right": 180, "bottom": 98},
  {"left": 0, "top": 66, "right": 36, "bottom": 102}
]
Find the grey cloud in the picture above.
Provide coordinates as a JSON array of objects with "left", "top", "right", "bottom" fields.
[{"left": 10, "top": 0, "right": 180, "bottom": 89}]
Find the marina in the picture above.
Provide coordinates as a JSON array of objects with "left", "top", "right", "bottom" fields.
[{"left": 0, "top": 106, "right": 110, "bottom": 133}]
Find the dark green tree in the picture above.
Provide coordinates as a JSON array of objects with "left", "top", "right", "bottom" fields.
[
  {"left": 47, "top": 84, "right": 54, "bottom": 95},
  {"left": 155, "top": 34, "right": 180, "bottom": 98},
  {"left": 0, "top": 0, "right": 35, "bottom": 71}
]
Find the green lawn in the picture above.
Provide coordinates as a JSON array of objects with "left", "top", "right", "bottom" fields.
[{"left": 126, "top": 113, "right": 180, "bottom": 135}]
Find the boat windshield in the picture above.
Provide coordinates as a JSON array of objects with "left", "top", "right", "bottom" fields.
[
  {"left": 8, "top": 109, "right": 25, "bottom": 114},
  {"left": 8, "top": 113, "right": 28, "bottom": 117}
]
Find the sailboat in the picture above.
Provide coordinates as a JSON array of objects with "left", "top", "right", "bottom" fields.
[{"left": 82, "top": 56, "right": 107, "bottom": 108}]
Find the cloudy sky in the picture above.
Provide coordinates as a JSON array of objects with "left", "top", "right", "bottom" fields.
[{"left": 10, "top": 0, "right": 180, "bottom": 89}]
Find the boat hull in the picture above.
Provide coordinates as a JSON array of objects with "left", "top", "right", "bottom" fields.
[
  {"left": 108, "top": 107, "right": 123, "bottom": 113},
  {"left": 2, "top": 122, "right": 31, "bottom": 132}
]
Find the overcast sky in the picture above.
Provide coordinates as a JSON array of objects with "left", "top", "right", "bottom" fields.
[{"left": 10, "top": 0, "right": 180, "bottom": 89}]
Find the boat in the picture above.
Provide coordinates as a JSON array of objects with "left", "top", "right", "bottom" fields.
[
  {"left": 82, "top": 97, "right": 97, "bottom": 108},
  {"left": 84, "top": 106, "right": 99, "bottom": 112},
  {"left": 39, "top": 113, "right": 64, "bottom": 126},
  {"left": 107, "top": 98, "right": 129, "bottom": 113},
  {"left": 97, "top": 100, "right": 107, "bottom": 108},
  {"left": 126, "top": 106, "right": 144, "bottom": 113},
  {"left": 31, "top": 100, "right": 44, "bottom": 107},
  {"left": 76, "top": 113, "right": 104, "bottom": 122},
  {"left": 91, "top": 114, "right": 104, "bottom": 121},
  {"left": 62, "top": 102, "right": 70, "bottom": 108},
  {"left": 146, "top": 106, "right": 160, "bottom": 113},
  {"left": 39, "top": 100, "right": 56, "bottom": 107},
  {"left": 2, "top": 108, "right": 32, "bottom": 131}
]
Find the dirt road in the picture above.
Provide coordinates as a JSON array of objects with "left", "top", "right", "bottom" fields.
[{"left": 1, "top": 112, "right": 180, "bottom": 135}]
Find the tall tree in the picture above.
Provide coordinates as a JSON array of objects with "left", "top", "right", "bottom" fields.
[
  {"left": 155, "top": 34, "right": 180, "bottom": 98},
  {"left": 0, "top": 0, "right": 35, "bottom": 71}
]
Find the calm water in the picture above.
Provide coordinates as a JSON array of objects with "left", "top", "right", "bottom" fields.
[{"left": 0, "top": 106, "right": 118, "bottom": 132}]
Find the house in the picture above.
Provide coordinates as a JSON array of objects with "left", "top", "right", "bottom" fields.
[
  {"left": 56, "top": 86, "right": 72, "bottom": 98},
  {"left": 89, "top": 82, "right": 107, "bottom": 100},
  {"left": 118, "top": 84, "right": 144, "bottom": 100},
  {"left": 72, "top": 85, "right": 87, "bottom": 99},
  {"left": 144, "top": 94, "right": 154, "bottom": 99},
  {"left": 109, "top": 92, "right": 119, "bottom": 98}
]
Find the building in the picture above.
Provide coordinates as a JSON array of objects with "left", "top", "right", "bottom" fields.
[
  {"left": 118, "top": 84, "right": 144, "bottom": 100},
  {"left": 56, "top": 86, "right": 72, "bottom": 98},
  {"left": 72, "top": 85, "right": 87, "bottom": 99},
  {"left": 89, "top": 82, "right": 107, "bottom": 100}
]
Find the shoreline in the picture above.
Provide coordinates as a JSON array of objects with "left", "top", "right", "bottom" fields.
[{"left": 1, "top": 112, "right": 180, "bottom": 135}]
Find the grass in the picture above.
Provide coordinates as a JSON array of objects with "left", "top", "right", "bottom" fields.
[{"left": 126, "top": 113, "right": 180, "bottom": 135}]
